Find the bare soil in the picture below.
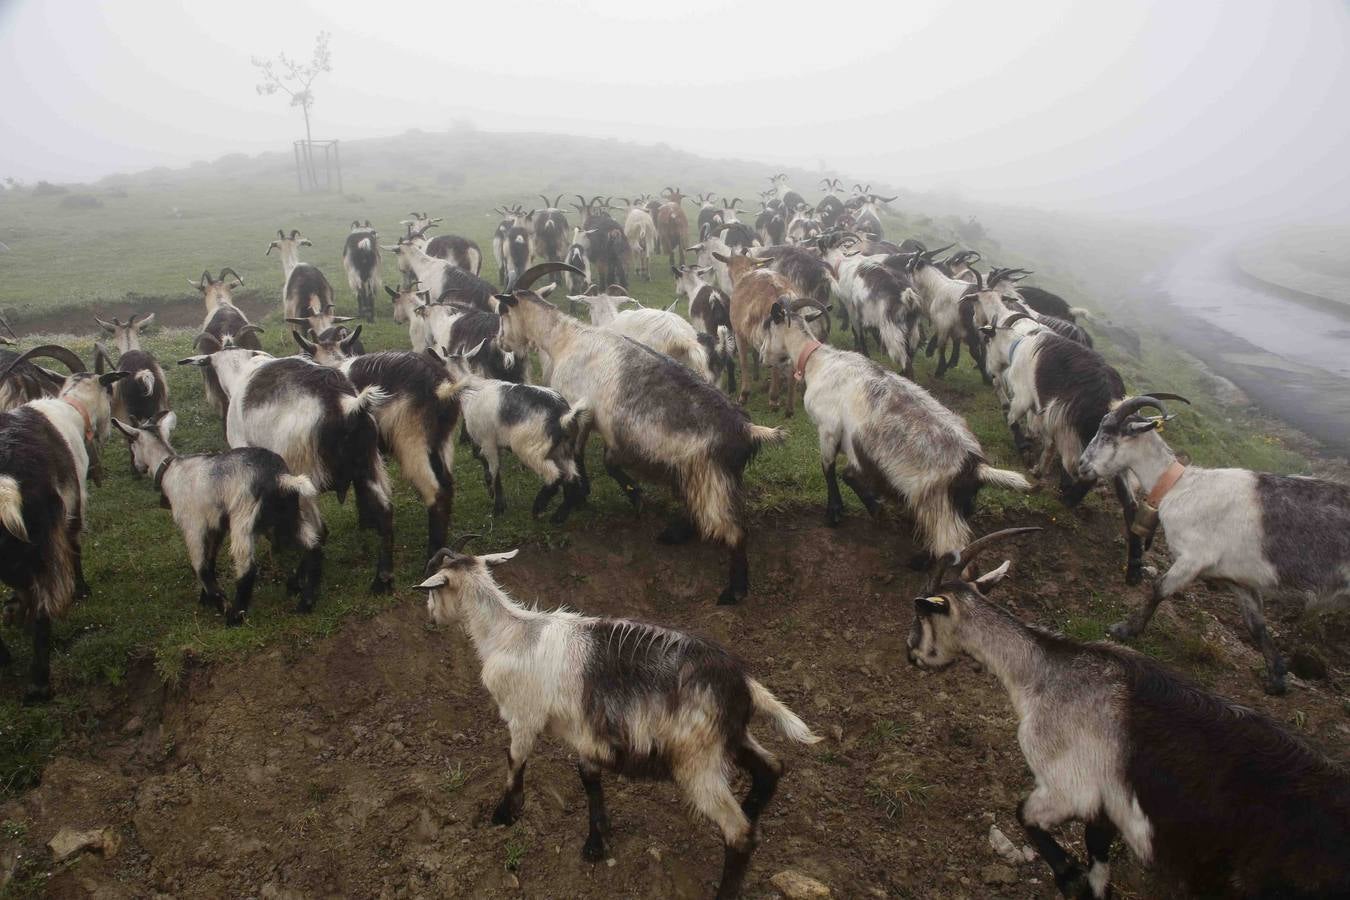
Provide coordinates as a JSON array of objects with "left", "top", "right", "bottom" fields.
[
  {"left": 4, "top": 503, "right": 1347, "bottom": 899},
  {"left": 11, "top": 291, "right": 274, "bottom": 339}
]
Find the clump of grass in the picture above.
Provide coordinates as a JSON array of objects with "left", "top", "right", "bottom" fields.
[
  {"left": 866, "top": 771, "right": 933, "bottom": 822},
  {"left": 0, "top": 704, "right": 62, "bottom": 799},
  {"left": 504, "top": 837, "right": 527, "bottom": 872},
  {"left": 868, "top": 719, "right": 907, "bottom": 744},
  {"left": 442, "top": 761, "right": 472, "bottom": 794},
  {"left": 1, "top": 819, "right": 27, "bottom": 841}
]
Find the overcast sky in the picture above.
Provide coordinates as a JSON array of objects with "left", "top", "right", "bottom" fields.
[{"left": 2, "top": 0, "right": 1348, "bottom": 223}]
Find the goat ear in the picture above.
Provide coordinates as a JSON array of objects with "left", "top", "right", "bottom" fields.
[
  {"left": 156, "top": 410, "right": 178, "bottom": 440},
  {"left": 913, "top": 595, "right": 951, "bottom": 616},
  {"left": 479, "top": 549, "right": 518, "bottom": 567},
  {"left": 136, "top": 313, "right": 155, "bottom": 330},
  {"left": 769, "top": 301, "right": 787, "bottom": 324},
  {"left": 416, "top": 573, "right": 448, "bottom": 590},
  {"left": 94, "top": 316, "right": 116, "bottom": 333},
  {"left": 1124, "top": 417, "right": 1163, "bottom": 435},
  {"left": 972, "top": 560, "right": 1011, "bottom": 593},
  {"left": 99, "top": 371, "right": 131, "bottom": 387},
  {"left": 385, "top": 285, "right": 399, "bottom": 298},
  {"left": 465, "top": 338, "right": 488, "bottom": 360},
  {"left": 110, "top": 418, "right": 137, "bottom": 440},
  {"left": 537, "top": 284, "right": 556, "bottom": 299},
  {"left": 711, "top": 252, "right": 729, "bottom": 264},
  {"left": 980, "top": 325, "right": 995, "bottom": 338}
]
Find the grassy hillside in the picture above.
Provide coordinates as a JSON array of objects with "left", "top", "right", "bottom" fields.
[{"left": 0, "top": 129, "right": 1314, "bottom": 797}]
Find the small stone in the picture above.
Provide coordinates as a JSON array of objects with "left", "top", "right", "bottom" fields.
[
  {"left": 770, "top": 869, "right": 831, "bottom": 898},
  {"left": 647, "top": 847, "right": 661, "bottom": 862},
  {"left": 122, "top": 716, "right": 143, "bottom": 734},
  {"left": 828, "top": 724, "right": 844, "bottom": 743},
  {"left": 48, "top": 827, "right": 120, "bottom": 862},
  {"left": 988, "top": 825, "right": 1023, "bottom": 865},
  {"left": 606, "top": 858, "right": 616, "bottom": 868},
  {"left": 980, "top": 863, "right": 1018, "bottom": 886}
]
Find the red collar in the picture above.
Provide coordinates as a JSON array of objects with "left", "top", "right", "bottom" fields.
[
  {"left": 1146, "top": 461, "right": 1186, "bottom": 508},
  {"left": 794, "top": 339, "right": 823, "bottom": 381},
  {"left": 63, "top": 396, "right": 94, "bottom": 442}
]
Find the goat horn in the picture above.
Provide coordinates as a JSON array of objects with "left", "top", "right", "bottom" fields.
[
  {"left": 925, "top": 526, "right": 1042, "bottom": 592},
  {"left": 998, "top": 312, "right": 1035, "bottom": 329},
  {"left": 1110, "top": 393, "right": 1192, "bottom": 425},
  {"left": 0, "top": 345, "right": 87, "bottom": 384},
  {"left": 218, "top": 267, "right": 243, "bottom": 286},
  {"left": 0, "top": 315, "right": 16, "bottom": 342},
  {"left": 925, "top": 243, "right": 955, "bottom": 258},
  {"left": 511, "top": 262, "right": 585, "bottom": 292}
]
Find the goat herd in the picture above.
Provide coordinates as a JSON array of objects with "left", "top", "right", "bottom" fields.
[{"left": 0, "top": 175, "right": 1346, "bottom": 898}]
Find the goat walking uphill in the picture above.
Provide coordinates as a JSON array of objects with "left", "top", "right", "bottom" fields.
[
  {"left": 494, "top": 264, "right": 785, "bottom": 605},
  {"left": 418, "top": 543, "right": 819, "bottom": 899},
  {"left": 909, "top": 528, "right": 1350, "bottom": 900}
]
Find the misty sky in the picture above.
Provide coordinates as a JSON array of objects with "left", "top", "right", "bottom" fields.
[{"left": 2, "top": 0, "right": 1348, "bottom": 223}]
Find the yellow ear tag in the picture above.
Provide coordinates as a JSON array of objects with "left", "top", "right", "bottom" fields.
[{"left": 926, "top": 596, "right": 948, "bottom": 606}]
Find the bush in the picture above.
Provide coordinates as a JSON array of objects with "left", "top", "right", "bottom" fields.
[
  {"left": 32, "top": 181, "right": 67, "bottom": 196},
  {"left": 60, "top": 194, "right": 103, "bottom": 209}
]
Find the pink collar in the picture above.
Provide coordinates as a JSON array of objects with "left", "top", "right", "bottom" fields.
[{"left": 794, "top": 340, "right": 824, "bottom": 381}]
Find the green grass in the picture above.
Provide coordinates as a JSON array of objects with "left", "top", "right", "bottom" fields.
[
  {"left": 0, "top": 133, "right": 1319, "bottom": 797},
  {"left": 865, "top": 770, "right": 934, "bottom": 822}
]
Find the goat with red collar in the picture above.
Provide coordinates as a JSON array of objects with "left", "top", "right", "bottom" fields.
[
  {"left": 763, "top": 302, "right": 1030, "bottom": 569},
  {"left": 1080, "top": 394, "right": 1350, "bottom": 695},
  {"left": 0, "top": 346, "right": 128, "bottom": 702}
]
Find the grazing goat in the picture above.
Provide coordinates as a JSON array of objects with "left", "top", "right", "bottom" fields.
[
  {"left": 674, "top": 264, "right": 737, "bottom": 392},
  {"left": 1080, "top": 394, "right": 1350, "bottom": 695},
  {"left": 424, "top": 233, "right": 483, "bottom": 277},
  {"left": 494, "top": 267, "right": 785, "bottom": 604},
  {"left": 417, "top": 542, "right": 819, "bottom": 898},
  {"left": 282, "top": 261, "right": 336, "bottom": 334},
  {"left": 718, "top": 253, "right": 802, "bottom": 415},
  {"left": 113, "top": 412, "right": 324, "bottom": 625},
  {"left": 177, "top": 346, "right": 395, "bottom": 593},
  {"left": 656, "top": 187, "right": 689, "bottom": 268},
  {"left": 191, "top": 269, "right": 263, "bottom": 420},
  {"left": 0, "top": 346, "right": 128, "bottom": 701},
  {"left": 342, "top": 220, "right": 382, "bottom": 322},
  {"left": 908, "top": 527, "right": 1350, "bottom": 899},
  {"left": 386, "top": 238, "right": 500, "bottom": 311},
  {"left": 571, "top": 290, "right": 715, "bottom": 382},
  {"left": 296, "top": 328, "right": 460, "bottom": 558},
  {"left": 92, "top": 313, "right": 168, "bottom": 430},
  {"left": 266, "top": 228, "right": 311, "bottom": 286},
  {"left": 764, "top": 307, "right": 1029, "bottom": 565},
  {"left": 905, "top": 249, "right": 978, "bottom": 377},
  {"left": 620, "top": 198, "right": 658, "bottom": 281},
  {"left": 435, "top": 342, "right": 588, "bottom": 521}
]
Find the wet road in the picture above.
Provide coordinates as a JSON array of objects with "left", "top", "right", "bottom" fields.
[{"left": 1153, "top": 238, "right": 1350, "bottom": 454}]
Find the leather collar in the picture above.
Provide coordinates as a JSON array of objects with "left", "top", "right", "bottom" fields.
[
  {"left": 794, "top": 339, "right": 824, "bottom": 381},
  {"left": 1147, "top": 460, "right": 1186, "bottom": 508},
  {"left": 63, "top": 396, "right": 94, "bottom": 442},
  {"left": 153, "top": 457, "right": 175, "bottom": 496}
]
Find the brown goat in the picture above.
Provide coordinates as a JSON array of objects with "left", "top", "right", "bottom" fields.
[
  {"left": 718, "top": 252, "right": 801, "bottom": 416},
  {"left": 656, "top": 187, "right": 689, "bottom": 268}
]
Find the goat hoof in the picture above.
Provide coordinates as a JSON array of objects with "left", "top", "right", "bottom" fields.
[
  {"left": 1124, "top": 565, "right": 1143, "bottom": 587},
  {"left": 75, "top": 581, "right": 92, "bottom": 601},
  {"left": 22, "top": 684, "right": 52, "bottom": 706},
  {"left": 369, "top": 577, "right": 394, "bottom": 596},
  {"left": 1053, "top": 864, "right": 1090, "bottom": 898},
  {"left": 490, "top": 802, "right": 521, "bottom": 827},
  {"left": 716, "top": 587, "right": 743, "bottom": 606},
  {"left": 581, "top": 836, "right": 608, "bottom": 863},
  {"left": 224, "top": 610, "right": 245, "bottom": 628},
  {"left": 825, "top": 506, "right": 843, "bottom": 527}
]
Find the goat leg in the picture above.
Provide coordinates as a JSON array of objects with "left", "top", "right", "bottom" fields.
[
  {"left": 23, "top": 610, "right": 53, "bottom": 705},
  {"left": 1111, "top": 476, "right": 1145, "bottom": 585},
  {"left": 1017, "top": 799, "right": 1089, "bottom": 898},
  {"left": 295, "top": 545, "right": 323, "bottom": 614},
  {"left": 604, "top": 459, "right": 643, "bottom": 512},
  {"left": 718, "top": 539, "right": 750, "bottom": 606},
  {"left": 840, "top": 466, "right": 881, "bottom": 518},
  {"left": 823, "top": 462, "right": 845, "bottom": 527},
  {"left": 1235, "top": 587, "right": 1288, "bottom": 695},
  {"left": 1082, "top": 816, "right": 1117, "bottom": 900},
  {"left": 532, "top": 480, "right": 562, "bottom": 519},
  {"left": 577, "top": 761, "right": 611, "bottom": 862},
  {"left": 228, "top": 565, "right": 257, "bottom": 627}
]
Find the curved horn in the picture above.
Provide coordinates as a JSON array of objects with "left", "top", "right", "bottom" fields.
[
  {"left": 0, "top": 345, "right": 87, "bottom": 383},
  {"left": 997, "top": 312, "right": 1035, "bottom": 329},
  {"left": 0, "top": 315, "right": 15, "bottom": 342},
  {"left": 926, "top": 526, "right": 1043, "bottom": 592},
  {"left": 925, "top": 243, "right": 955, "bottom": 258},
  {"left": 1111, "top": 393, "right": 1193, "bottom": 424},
  {"left": 512, "top": 262, "right": 585, "bottom": 292},
  {"left": 218, "top": 267, "right": 243, "bottom": 286}
]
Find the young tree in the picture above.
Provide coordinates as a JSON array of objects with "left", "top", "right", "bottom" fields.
[{"left": 252, "top": 31, "right": 333, "bottom": 190}]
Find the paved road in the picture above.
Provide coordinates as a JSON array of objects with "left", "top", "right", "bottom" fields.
[{"left": 1153, "top": 238, "right": 1350, "bottom": 455}]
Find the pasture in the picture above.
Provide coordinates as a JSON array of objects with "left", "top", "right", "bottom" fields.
[{"left": 0, "top": 133, "right": 1342, "bottom": 898}]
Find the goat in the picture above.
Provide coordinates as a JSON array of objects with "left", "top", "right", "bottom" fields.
[
  {"left": 285, "top": 300, "right": 357, "bottom": 344},
  {"left": 385, "top": 238, "right": 500, "bottom": 311},
  {"left": 92, "top": 313, "right": 168, "bottom": 432},
  {"left": 764, "top": 307, "right": 1029, "bottom": 565},
  {"left": 768, "top": 173, "right": 804, "bottom": 218},
  {"left": 531, "top": 196, "right": 571, "bottom": 278},
  {"left": 190, "top": 269, "right": 263, "bottom": 420},
  {"left": 674, "top": 265, "right": 738, "bottom": 394},
  {"left": 717, "top": 253, "right": 801, "bottom": 415},
  {"left": 342, "top": 220, "right": 382, "bottom": 322},
  {"left": 564, "top": 228, "right": 591, "bottom": 294},
  {"left": 494, "top": 267, "right": 786, "bottom": 604},
  {"left": 295, "top": 328, "right": 460, "bottom": 558},
  {"left": 852, "top": 194, "right": 894, "bottom": 239},
  {"left": 282, "top": 261, "right": 336, "bottom": 334},
  {"left": 904, "top": 249, "right": 979, "bottom": 377},
  {"left": 656, "top": 187, "right": 690, "bottom": 268},
  {"left": 620, "top": 198, "right": 658, "bottom": 281},
  {"left": 908, "top": 527, "right": 1350, "bottom": 899},
  {"left": 570, "top": 290, "right": 715, "bottom": 382},
  {"left": 0, "top": 346, "right": 128, "bottom": 701},
  {"left": 687, "top": 232, "right": 736, "bottom": 296},
  {"left": 818, "top": 236, "right": 921, "bottom": 375},
  {"left": 504, "top": 223, "right": 532, "bottom": 288},
  {"left": 816, "top": 178, "right": 846, "bottom": 230},
  {"left": 986, "top": 268, "right": 1089, "bottom": 324},
  {"left": 980, "top": 313, "right": 1149, "bottom": 585},
  {"left": 785, "top": 207, "right": 822, "bottom": 245},
  {"left": 581, "top": 200, "right": 630, "bottom": 290},
  {"left": 758, "top": 244, "right": 833, "bottom": 316},
  {"left": 692, "top": 191, "right": 723, "bottom": 239},
  {"left": 1080, "top": 394, "right": 1350, "bottom": 694},
  {"left": 177, "top": 346, "right": 395, "bottom": 593},
  {"left": 433, "top": 342, "right": 589, "bottom": 521},
  {"left": 266, "top": 228, "right": 311, "bottom": 287},
  {"left": 112, "top": 411, "right": 324, "bottom": 625},
  {"left": 417, "top": 542, "right": 819, "bottom": 898},
  {"left": 424, "top": 233, "right": 483, "bottom": 278},
  {"left": 491, "top": 205, "right": 528, "bottom": 286}
]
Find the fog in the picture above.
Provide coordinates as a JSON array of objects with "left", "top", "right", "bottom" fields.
[{"left": 2, "top": 0, "right": 1349, "bottom": 224}]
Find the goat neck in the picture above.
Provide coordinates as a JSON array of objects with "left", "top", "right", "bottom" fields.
[
  {"left": 952, "top": 597, "right": 1049, "bottom": 720},
  {"left": 507, "top": 296, "right": 578, "bottom": 358},
  {"left": 457, "top": 574, "right": 542, "bottom": 662},
  {"left": 781, "top": 324, "right": 823, "bottom": 380},
  {"left": 1110, "top": 427, "right": 1180, "bottom": 498}
]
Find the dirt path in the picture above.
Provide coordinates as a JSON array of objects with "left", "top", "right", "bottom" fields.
[{"left": 4, "top": 506, "right": 1347, "bottom": 899}]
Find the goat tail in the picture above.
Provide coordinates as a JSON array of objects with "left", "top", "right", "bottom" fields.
[
  {"left": 747, "top": 424, "right": 787, "bottom": 449},
  {"left": 340, "top": 386, "right": 388, "bottom": 419},
  {"left": 747, "top": 678, "right": 821, "bottom": 744},
  {"left": 559, "top": 398, "right": 592, "bottom": 436},
  {"left": 977, "top": 463, "right": 1032, "bottom": 492},
  {"left": 0, "top": 476, "right": 27, "bottom": 542},
  {"left": 277, "top": 473, "right": 318, "bottom": 500},
  {"left": 135, "top": 370, "right": 156, "bottom": 397}
]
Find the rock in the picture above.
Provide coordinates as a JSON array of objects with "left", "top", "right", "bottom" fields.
[
  {"left": 1290, "top": 649, "right": 1328, "bottom": 681},
  {"left": 828, "top": 724, "right": 844, "bottom": 743},
  {"left": 770, "top": 869, "right": 831, "bottom": 898},
  {"left": 48, "top": 826, "right": 121, "bottom": 862},
  {"left": 988, "top": 825, "right": 1023, "bottom": 864},
  {"left": 647, "top": 846, "right": 662, "bottom": 862},
  {"left": 980, "top": 863, "right": 1018, "bottom": 886},
  {"left": 122, "top": 716, "right": 143, "bottom": 734}
]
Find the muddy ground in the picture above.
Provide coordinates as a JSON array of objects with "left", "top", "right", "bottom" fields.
[{"left": 3, "top": 503, "right": 1347, "bottom": 899}]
